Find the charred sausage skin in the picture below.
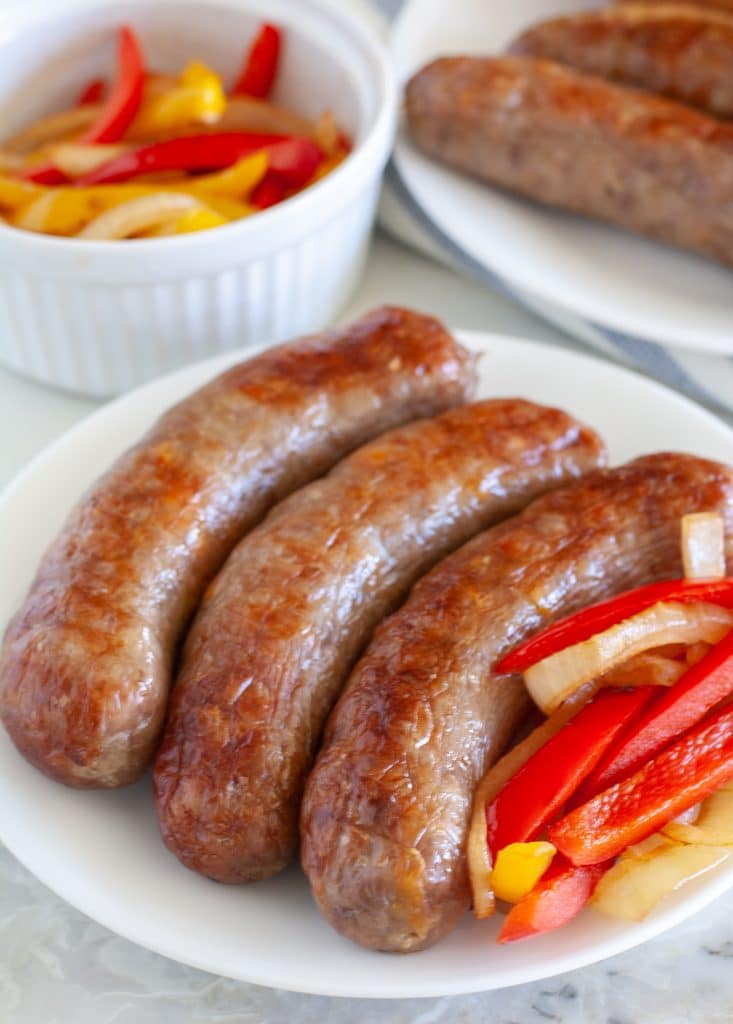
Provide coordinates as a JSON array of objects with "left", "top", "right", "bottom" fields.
[
  {"left": 406, "top": 56, "right": 733, "bottom": 267},
  {"left": 510, "top": 5, "right": 733, "bottom": 119},
  {"left": 153, "top": 399, "right": 605, "bottom": 883},
  {"left": 0, "top": 307, "right": 475, "bottom": 789},
  {"left": 301, "top": 454, "right": 733, "bottom": 953}
]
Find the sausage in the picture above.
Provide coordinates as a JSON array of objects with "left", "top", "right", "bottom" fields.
[
  {"left": 0, "top": 307, "right": 474, "bottom": 789},
  {"left": 405, "top": 56, "right": 733, "bottom": 267},
  {"left": 301, "top": 453, "right": 733, "bottom": 953},
  {"left": 153, "top": 399, "right": 605, "bottom": 883},
  {"left": 619, "top": 0, "right": 733, "bottom": 13},
  {"left": 509, "top": 5, "right": 733, "bottom": 119}
]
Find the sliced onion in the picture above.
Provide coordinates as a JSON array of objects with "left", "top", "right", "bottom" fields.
[
  {"left": 600, "top": 652, "right": 688, "bottom": 689},
  {"left": 214, "top": 95, "right": 315, "bottom": 138},
  {"left": 591, "top": 835, "right": 730, "bottom": 922},
  {"left": 314, "top": 110, "right": 341, "bottom": 155},
  {"left": 0, "top": 149, "right": 23, "bottom": 173},
  {"left": 49, "top": 143, "right": 129, "bottom": 178},
  {"left": 5, "top": 106, "right": 99, "bottom": 154},
  {"left": 13, "top": 190, "right": 88, "bottom": 235},
  {"left": 682, "top": 512, "right": 726, "bottom": 581},
  {"left": 663, "top": 823, "right": 733, "bottom": 845},
  {"left": 467, "top": 682, "right": 599, "bottom": 918},
  {"left": 687, "top": 642, "right": 713, "bottom": 667},
  {"left": 79, "top": 193, "right": 199, "bottom": 240},
  {"left": 664, "top": 782, "right": 733, "bottom": 845},
  {"left": 524, "top": 601, "right": 733, "bottom": 713}
]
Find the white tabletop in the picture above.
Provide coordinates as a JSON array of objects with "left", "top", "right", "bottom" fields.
[{"left": 3, "top": 233, "right": 733, "bottom": 1023}]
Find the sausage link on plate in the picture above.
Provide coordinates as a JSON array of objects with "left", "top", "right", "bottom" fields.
[
  {"left": 0, "top": 307, "right": 474, "bottom": 789},
  {"left": 301, "top": 454, "right": 733, "bottom": 953},
  {"left": 406, "top": 56, "right": 733, "bottom": 267},
  {"left": 510, "top": 5, "right": 733, "bottom": 119},
  {"left": 619, "top": 0, "right": 733, "bottom": 13},
  {"left": 154, "top": 399, "right": 605, "bottom": 883}
]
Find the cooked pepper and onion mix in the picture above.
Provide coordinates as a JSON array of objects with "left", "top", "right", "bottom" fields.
[
  {"left": 470, "top": 511, "right": 733, "bottom": 943},
  {"left": 0, "top": 23, "right": 351, "bottom": 239}
]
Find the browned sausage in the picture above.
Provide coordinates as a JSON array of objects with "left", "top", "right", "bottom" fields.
[
  {"left": 619, "top": 0, "right": 733, "bottom": 13},
  {"left": 0, "top": 307, "right": 474, "bottom": 789},
  {"left": 301, "top": 453, "right": 733, "bottom": 953},
  {"left": 405, "top": 56, "right": 733, "bottom": 267},
  {"left": 153, "top": 399, "right": 606, "bottom": 883},
  {"left": 510, "top": 5, "right": 733, "bottom": 119}
]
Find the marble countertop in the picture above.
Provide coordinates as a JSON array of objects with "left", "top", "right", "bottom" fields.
[{"left": 2, "top": 233, "right": 733, "bottom": 1023}]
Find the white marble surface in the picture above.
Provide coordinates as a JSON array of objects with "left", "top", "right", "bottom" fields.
[{"left": 3, "top": 233, "right": 733, "bottom": 1023}]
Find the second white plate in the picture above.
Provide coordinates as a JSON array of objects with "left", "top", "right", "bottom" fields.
[
  {"left": 392, "top": 0, "right": 733, "bottom": 357},
  {"left": 1, "top": 332, "right": 733, "bottom": 998}
]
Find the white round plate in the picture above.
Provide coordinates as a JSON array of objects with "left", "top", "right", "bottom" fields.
[
  {"left": 392, "top": 0, "right": 733, "bottom": 357},
  {"left": 1, "top": 332, "right": 733, "bottom": 999}
]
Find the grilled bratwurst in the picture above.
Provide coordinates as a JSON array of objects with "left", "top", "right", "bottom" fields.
[
  {"left": 154, "top": 399, "right": 605, "bottom": 882},
  {"left": 510, "top": 5, "right": 733, "bottom": 119},
  {"left": 0, "top": 307, "right": 474, "bottom": 788},
  {"left": 406, "top": 56, "right": 733, "bottom": 267},
  {"left": 302, "top": 454, "right": 733, "bottom": 953}
]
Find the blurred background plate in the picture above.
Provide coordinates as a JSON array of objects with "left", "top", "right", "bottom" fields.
[{"left": 392, "top": 0, "right": 733, "bottom": 359}]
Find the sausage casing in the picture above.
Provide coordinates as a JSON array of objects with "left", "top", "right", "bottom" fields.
[
  {"left": 301, "top": 453, "right": 733, "bottom": 953},
  {"left": 153, "top": 399, "right": 605, "bottom": 882},
  {"left": 619, "top": 0, "right": 733, "bottom": 13},
  {"left": 510, "top": 5, "right": 733, "bottom": 119},
  {"left": 406, "top": 56, "right": 733, "bottom": 267},
  {"left": 0, "top": 307, "right": 474, "bottom": 788}
]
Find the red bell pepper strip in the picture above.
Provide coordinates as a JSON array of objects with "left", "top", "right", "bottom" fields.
[
  {"left": 82, "top": 26, "right": 144, "bottom": 144},
  {"left": 77, "top": 132, "right": 288, "bottom": 185},
  {"left": 498, "top": 855, "right": 608, "bottom": 943},
  {"left": 231, "top": 23, "right": 281, "bottom": 98},
  {"left": 77, "top": 78, "right": 105, "bottom": 106},
  {"left": 550, "top": 702, "right": 733, "bottom": 866},
  {"left": 495, "top": 578, "right": 733, "bottom": 676},
  {"left": 251, "top": 176, "right": 286, "bottom": 209},
  {"left": 265, "top": 138, "right": 321, "bottom": 187},
  {"left": 22, "top": 162, "right": 68, "bottom": 185},
  {"left": 576, "top": 630, "right": 733, "bottom": 801},
  {"left": 486, "top": 686, "right": 656, "bottom": 857},
  {"left": 78, "top": 135, "right": 321, "bottom": 193}
]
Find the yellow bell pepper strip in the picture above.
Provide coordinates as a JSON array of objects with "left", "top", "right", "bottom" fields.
[
  {"left": 189, "top": 194, "right": 253, "bottom": 220},
  {"left": 156, "top": 205, "right": 229, "bottom": 235},
  {"left": 130, "top": 60, "right": 226, "bottom": 135},
  {"left": 82, "top": 25, "right": 144, "bottom": 143},
  {"left": 0, "top": 176, "right": 45, "bottom": 212},
  {"left": 184, "top": 152, "right": 267, "bottom": 198},
  {"left": 550, "top": 701, "right": 733, "bottom": 867},
  {"left": 491, "top": 842, "right": 556, "bottom": 904},
  {"left": 231, "top": 23, "right": 281, "bottom": 98},
  {"left": 13, "top": 189, "right": 98, "bottom": 235}
]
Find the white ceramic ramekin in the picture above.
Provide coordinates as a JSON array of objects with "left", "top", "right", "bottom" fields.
[{"left": 0, "top": 0, "right": 397, "bottom": 397}]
